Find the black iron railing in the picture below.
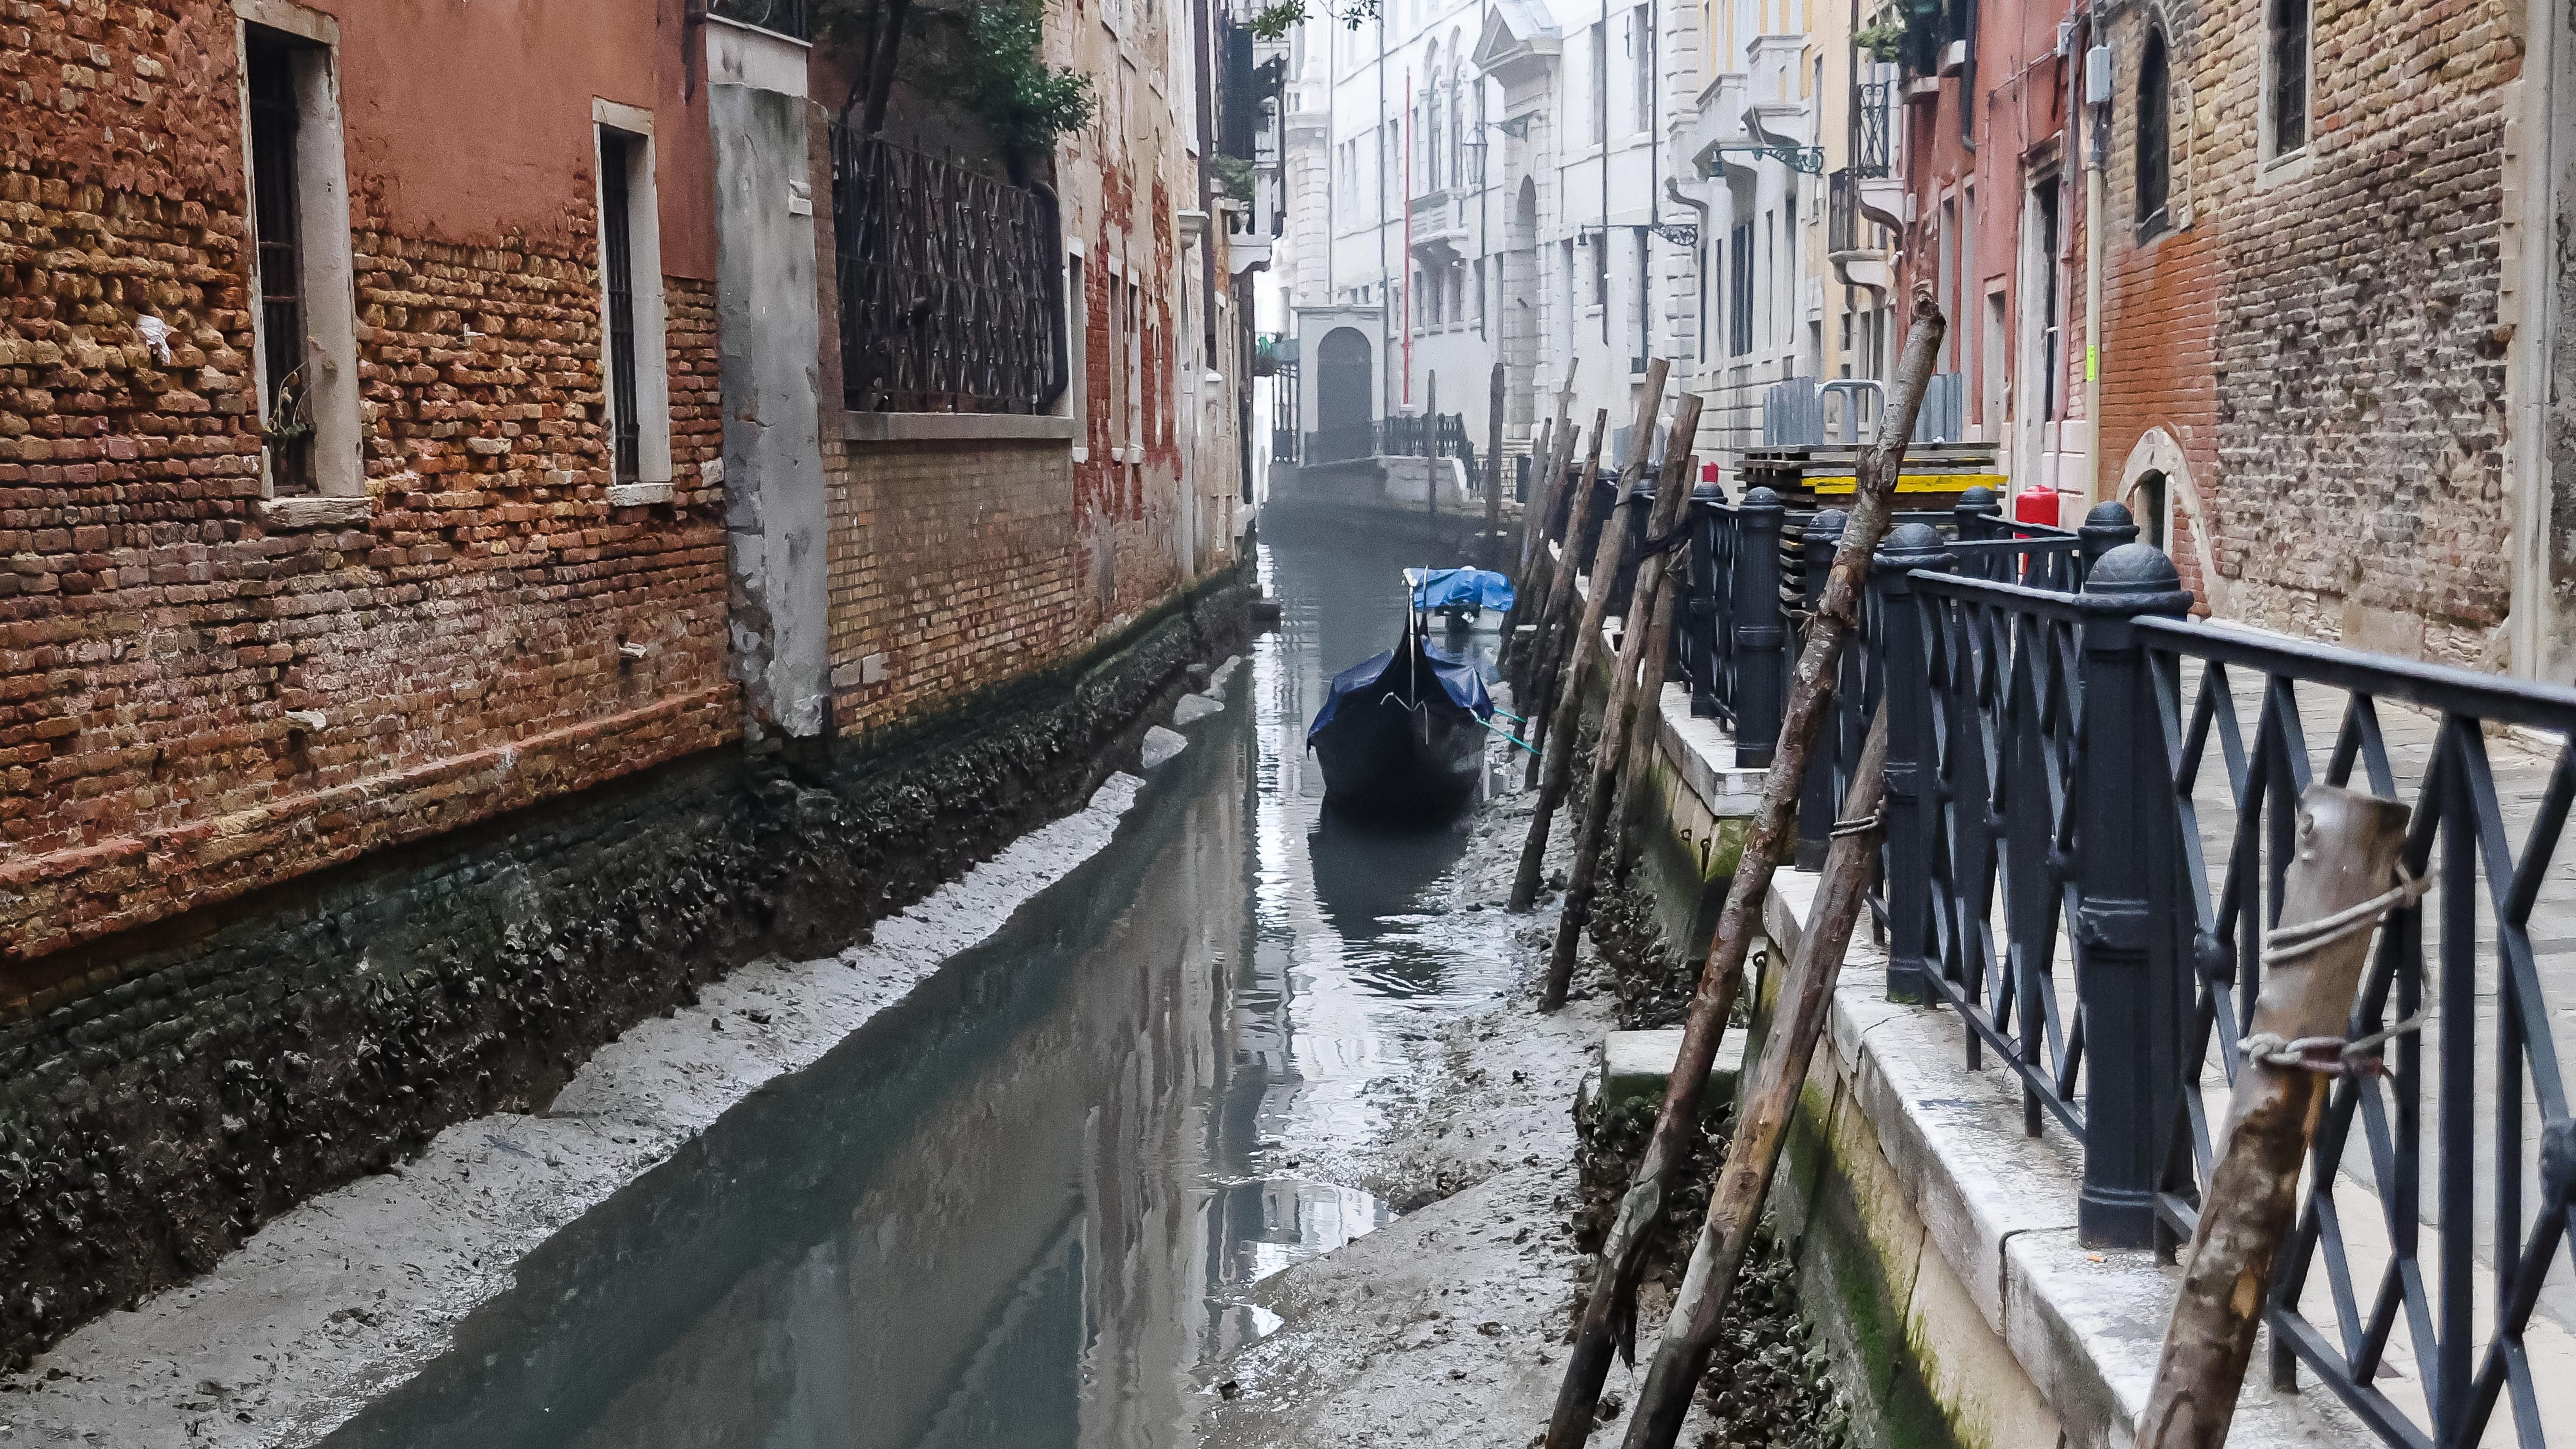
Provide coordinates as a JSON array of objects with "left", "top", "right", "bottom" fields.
[
  {"left": 1301, "top": 414, "right": 1476, "bottom": 477},
  {"left": 1843, "top": 508, "right": 2573, "bottom": 1449},
  {"left": 705, "top": 0, "right": 810, "bottom": 39},
  {"left": 832, "top": 128, "right": 1062, "bottom": 414},
  {"left": 1853, "top": 79, "right": 1896, "bottom": 179}
]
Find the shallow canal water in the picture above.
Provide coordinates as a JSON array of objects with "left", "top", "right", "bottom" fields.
[{"left": 324, "top": 499, "right": 1513, "bottom": 1449}]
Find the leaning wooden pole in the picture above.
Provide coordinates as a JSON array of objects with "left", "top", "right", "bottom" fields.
[
  {"left": 1518, "top": 413, "right": 1611, "bottom": 779},
  {"left": 1510, "top": 410, "right": 1595, "bottom": 696},
  {"left": 2138, "top": 785, "right": 2412, "bottom": 1449},
  {"left": 1514, "top": 361, "right": 1581, "bottom": 579},
  {"left": 1537, "top": 415, "right": 1701, "bottom": 1011},
  {"left": 1541, "top": 289, "right": 1945, "bottom": 1447},
  {"left": 1616, "top": 708, "right": 1889, "bottom": 1449},
  {"left": 1484, "top": 361, "right": 1507, "bottom": 571},
  {"left": 1608, "top": 526, "right": 1684, "bottom": 889},
  {"left": 1510, "top": 362, "right": 1670, "bottom": 912}
]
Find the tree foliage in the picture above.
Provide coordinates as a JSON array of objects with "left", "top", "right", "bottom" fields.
[{"left": 820, "top": 0, "right": 1094, "bottom": 170}]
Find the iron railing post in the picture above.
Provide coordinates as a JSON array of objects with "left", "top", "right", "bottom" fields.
[
  {"left": 1954, "top": 483, "right": 2001, "bottom": 580},
  {"left": 2074, "top": 497, "right": 2140, "bottom": 590},
  {"left": 1873, "top": 522, "right": 1950, "bottom": 1003},
  {"left": 1731, "top": 486, "right": 1788, "bottom": 766},
  {"left": 1796, "top": 507, "right": 1849, "bottom": 871},
  {"left": 2073, "top": 539, "right": 2196, "bottom": 1249},
  {"left": 1687, "top": 487, "right": 1722, "bottom": 718}
]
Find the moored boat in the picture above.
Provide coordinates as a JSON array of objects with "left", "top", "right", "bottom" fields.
[{"left": 1307, "top": 623, "right": 1495, "bottom": 820}]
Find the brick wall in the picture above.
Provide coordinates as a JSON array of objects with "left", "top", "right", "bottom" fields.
[
  {"left": 0, "top": 1, "right": 733, "bottom": 983},
  {"left": 2097, "top": 1, "right": 2223, "bottom": 609},
  {"left": 823, "top": 436, "right": 1088, "bottom": 734},
  {"left": 2188, "top": 0, "right": 2518, "bottom": 663}
]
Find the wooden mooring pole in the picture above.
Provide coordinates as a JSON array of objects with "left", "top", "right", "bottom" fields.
[
  {"left": 1517, "top": 412, "right": 1611, "bottom": 784},
  {"left": 1511, "top": 361, "right": 1669, "bottom": 914},
  {"left": 2138, "top": 784, "right": 2412, "bottom": 1449},
  {"left": 1537, "top": 404, "right": 1700, "bottom": 1011},
  {"left": 1541, "top": 287, "right": 1945, "bottom": 1447},
  {"left": 1510, "top": 405, "right": 1596, "bottom": 700},
  {"left": 1485, "top": 361, "right": 1507, "bottom": 571}
]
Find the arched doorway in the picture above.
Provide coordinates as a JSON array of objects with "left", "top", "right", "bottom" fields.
[{"left": 1316, "top": 326, "right": 1373, "bottom": 435}]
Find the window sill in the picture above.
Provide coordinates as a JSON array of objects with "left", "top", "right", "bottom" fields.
[
  {"left": 258, "top": 495, "right": 371, "bottom": 529},
  {"left": 2254, "top": 147, "right": 2313, "bottom": 192},
  {"left": 606, "top": 481, "right": 674, "bottom": 506},
  {"left": 839, "top": 412, "right": 1079, "bottom": 443}
]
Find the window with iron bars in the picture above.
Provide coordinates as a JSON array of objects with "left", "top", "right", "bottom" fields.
[{"left": 1727, "top": 221, "right": 1754, "bottom": 357}]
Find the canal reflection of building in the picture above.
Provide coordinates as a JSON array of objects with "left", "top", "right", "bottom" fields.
[{"left": 325, "top": 717, "right": 1257, "bottom": 1449}]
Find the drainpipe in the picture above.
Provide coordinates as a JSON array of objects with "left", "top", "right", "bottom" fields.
[{"left": 2081, "top": 25, "right": 2107, "bottom": 505}]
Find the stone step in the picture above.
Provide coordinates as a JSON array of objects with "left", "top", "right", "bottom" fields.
[{"left": 1592, "top": 1026, "right": 1752, "bottom": 1118}]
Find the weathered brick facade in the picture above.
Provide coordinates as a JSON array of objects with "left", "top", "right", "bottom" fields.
[
  {"left": 0, "top": 0, "right": 738, "bottom": 985},
  {"left": 2097, "top": 0, "right": 2223, "bottom": 609},
  {"left": 2191, "top": 0, "right": 2518, "bottom": 663},
  {"left": 824, "top": 437, "right": 1089, "bottom": 734}
]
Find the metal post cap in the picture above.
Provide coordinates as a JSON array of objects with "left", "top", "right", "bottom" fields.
[
  {"left": 2082, "top": 499, "right": 2136, "bottom": 529},
  {"left": 1880, "top": 520, "right": 1948, "bottom": 559},
  {"left": 2083, "top": 541, "right": 2183, "bottom": 595},
  {"left": 1741, "top": 485, "right": 1783, "bottom": 509},
  {"left": 1803, "top": 507, "right": 1849, "bottom": 541},
  {"left": 1956, "top": 484, "right": 2000, "bottom": 511}
]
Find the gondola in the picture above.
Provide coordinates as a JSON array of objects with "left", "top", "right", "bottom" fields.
[{"left": 1307, "top": 613, "right": 1496, "bottom": 820}]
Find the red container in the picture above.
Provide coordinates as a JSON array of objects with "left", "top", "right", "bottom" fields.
[{"left": 2013, "top": 488, "right": 2060, "bottom": 527}]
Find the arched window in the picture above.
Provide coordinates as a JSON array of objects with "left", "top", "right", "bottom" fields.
[
  {"left": 2136, "top": 25, "right": 2172, "bottom": 234},
  {"left": 1424, "top": 43, "right": 1441, "bottom": 188}
]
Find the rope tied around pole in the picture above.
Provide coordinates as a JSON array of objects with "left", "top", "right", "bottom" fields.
[
  {"left": 2257, "top": 865, "right": 2432, "bottom": 969},
  {"left": 1828, "top": 810, "right": 1881, "bottom": 838},
  {"left": 2238, "top": 865, "right": 2436, "bottom": 1078}
]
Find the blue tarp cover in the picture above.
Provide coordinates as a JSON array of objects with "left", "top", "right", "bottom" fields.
[
  {"left": 1307, "top": 638, "right": 1494, "bottom": 743},
  {"left": 1406, "top": 567, "right": 1515, "bottom": 614}
]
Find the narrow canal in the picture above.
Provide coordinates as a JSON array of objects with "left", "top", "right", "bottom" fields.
[{"left": 323, "top": 498, "right": 1512, "bottom": 1449}]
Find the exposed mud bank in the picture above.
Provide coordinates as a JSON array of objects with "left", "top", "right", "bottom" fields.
[
  {"left": 0, "top": 567, "right": 1251, "bottom": 1371},
  {"left": 1206, "top": 776, "right": 1847, "bottom": 1449}
]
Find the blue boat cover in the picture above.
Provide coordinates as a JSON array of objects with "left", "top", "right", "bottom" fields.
[
  {"left": 1406, "top": 567, "right": 1515, "bottom": 614},
  {"left": 1307, "top": 639, "right": 1494, "bottom": 743}
]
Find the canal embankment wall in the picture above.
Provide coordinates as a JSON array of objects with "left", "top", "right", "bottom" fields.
[{"left": 0, "top": 562, "right": 1251, "bottom": 1372}]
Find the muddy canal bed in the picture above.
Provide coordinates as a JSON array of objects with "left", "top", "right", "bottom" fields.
[{"left": 2, "top": 500, "right": 1580, "bottom": 1448}]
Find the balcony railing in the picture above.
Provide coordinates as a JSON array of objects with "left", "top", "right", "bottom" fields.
[
  {"left": 832, "top": 128, "right": 1063, "bottom": 415},
  {"left": 705, "top": 0, "right": 810, "bottom": 40},
  {"left": 1853, "top": 79, "right": 1896, "bottom": 179}
]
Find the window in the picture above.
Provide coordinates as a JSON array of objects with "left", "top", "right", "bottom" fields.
[
  {"left": 1631, "top": 6, "right": 1652, "bottom": 134},
  {"left": 1592, "top": 235, "right": 1608, "bottom": 309},
  {"left": 1448, "top": 74, "right": 1463, "bottom": 186},
  {"left": 1633, "top": 228, "right": 1649, "bottom": 360},
  {"left": 1589, "top": 21, "right": 1607, "bottom": 145},
  {"left": 598, "top": 131, "right": 641, "bottom": 483},
  {"left": 239, "top": 9, "right": 360, "bottom": 518},
  {"left": 2137, "top": 27, "right": 2172, "bottom": 230},
  {"left": 2034, "top": 179, "right": 2062, "bottom": 420},
  {"left": 246, "top": 32, "right": 306, "bottom": 494},
  {"left": 2268, "top": 0, "right": 2308, "bottom": 156},
  {"left": 593, "top": 105, "right": 669, "bottom": 499},
  {"left": 1727, "top": 221, "right": 1754, "bottom": 356}
]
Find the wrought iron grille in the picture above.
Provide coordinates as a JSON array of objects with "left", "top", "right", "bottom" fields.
[
  {"left": 833, "top": 128, "right": 1062, "bottom": 414},
  {"left": 705, "top": 0, "right": 810, "bottom": 39},
  {"left": 1829, "top": 168, "right": 1861, "bottom": 255},
  {"left": 1853, "top": 79, "right": 1896, "bottom": 179}
]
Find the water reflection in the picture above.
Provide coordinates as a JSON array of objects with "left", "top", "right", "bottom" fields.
[{"left": 325, "top": 498, "right": 1516, "bottom": 1449}]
